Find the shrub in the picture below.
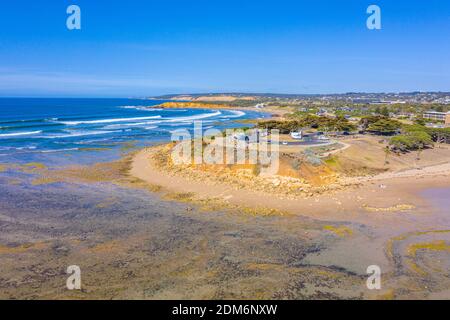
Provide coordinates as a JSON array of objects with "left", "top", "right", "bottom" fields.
[{"left": 303, "top": 148, "right": 322, "bottom": 166}]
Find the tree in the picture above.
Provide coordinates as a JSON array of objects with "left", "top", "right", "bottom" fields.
[
  {"left": 367, "top": 119, "right": 402, "bottom": 135},
  {"left": 389, "top": 131, "right": 434, "bottom": 152},
  {"left": 258, "top": 115, "right": 357, "bottom": 134},
  {"left": 435, "top": 105, "right": 444, "bottom": 112},
  {"left": 375, "top": 106, "right": 382, "bottom": 115},
  {"left": 427, "top": 127, "right": 450, "bottom": 144},
  {"left": 414, "top": 117, "right": 426, "bottom": 126},
  {"left": 403, "top": 124, "right": 427, "bottom": 133},
  {"left": 329, "top": 116, "right": 357, "bottom": 133},
  {"left": 359, "top": 115, "right": 386, "bottom": 131},
  {"left": 380, "top": 106, "right": 390, "bottom": 117},
  {"left": 403, "top": 124, "right": 450, "bottom": 145}
]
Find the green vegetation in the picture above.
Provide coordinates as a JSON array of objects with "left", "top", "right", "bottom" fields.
[
  {"left": 402, "top": 123, "right": 450, "bottom": 144},
  {"left": 258, "top": 115, "right": 356, "bottom": 133},
  {"left": 388, "top": 122, "right": 450, "bottom": 153},
  {"left": 366, "top": 119, "right": 402, "bottom": 135},
  {"left": 375, "top": 106, "right": 390, "bottom": 117},
  {"left": 320, "top": 116, "right": 357, "bottom": 133},
  {"left": 414, "top": 117, "right": 426, "bottom": 126},
  {"left": 359, "top": 115, "right": 386, "bottom": 131},
  {"left": 426, "top": 127, "right": 450, "bottom": 144},
  {"left": 389, "top": 131, "right": 433, "bottom": 152}
]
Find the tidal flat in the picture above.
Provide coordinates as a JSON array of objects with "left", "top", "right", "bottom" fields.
[
  {"left": 0, "top": 162, "right": 449, "bottom": 299},
  {"left": 0, "top": 173, "right": 362, "bottom": 299}
]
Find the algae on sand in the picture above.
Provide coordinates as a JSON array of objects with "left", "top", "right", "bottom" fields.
[{"left": 323, "top": 225, "right": 353, "bottom": 237}]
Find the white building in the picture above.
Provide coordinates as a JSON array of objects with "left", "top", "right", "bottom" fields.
[{"left": 423, "top": 111, "right": 450, "bottom": 125}]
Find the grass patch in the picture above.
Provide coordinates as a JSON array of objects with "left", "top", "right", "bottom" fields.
[
  {"left": 163, "top": 192, "right": 196, "bottom": 202},
  {"left": 324, "top": 156, "right": 338, "bottom": 166},
  {"left": 363, "top": 204, "right": 415, "bottom": 213},
  {"left": 323, "top": 225, "right": 353, "bottom": 237},
  {"left": 31, "top": 177, "right": 60, "bottom": 186},
  {"left": 24, "top": 162, "right": 47, "bottom": 170},
  {"left": 407, "top": 240, "right": 450, "bottom": 258}
]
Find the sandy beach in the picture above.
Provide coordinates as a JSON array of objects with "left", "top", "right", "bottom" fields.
[{"left": 129, "top": 139, "right": 450, "bottom": 221}]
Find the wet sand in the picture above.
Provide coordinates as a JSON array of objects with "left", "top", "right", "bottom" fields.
[
  {"left": 0, "top": 176, "right": 370, "bottom": 299},
  {"left": 0, "top": 144, "right": 449, "bottom": 299}
]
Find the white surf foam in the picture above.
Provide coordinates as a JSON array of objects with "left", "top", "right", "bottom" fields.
[
  {"left": 0, "top": 130, "right": 42, "bottom": 138},
  {"left": 221, "top": 110, "right": 245, "bottom": 118},
  {"left": 58, "top": 115, "right": 161, "bottom": 125},
  {"left": 120, "top": 106, "right": 164, "bottom": 111},
  {"left": 16, "top": 146, "right": 37, "bottom": 150},
  {"left": 102, "top": 120, "right": 162, "bottom": 130},
  {"left": 165, "top": 123, "right": 191, "bottom": 127},
  {"left": 39, "top": 130, "right": 120, "bottom": 139},
  {"left": 163, "top": 111, "right": 222, "bottom": 123},
  {"left": 0, "top": 146, "right": 37, "bottom": 150},
  {"left": 39, "top": 148, "right": 80, "bottom": 153},
  {"left": 73, "top": 138, "right": 113, "bottom": 145}
]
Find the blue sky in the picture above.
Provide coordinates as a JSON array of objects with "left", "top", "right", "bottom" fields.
[{"left": 0, "top": 0, "right": 449, "bottom": 97}]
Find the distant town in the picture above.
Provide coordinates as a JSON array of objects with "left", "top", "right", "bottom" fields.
[
  {"left": 150, "top": 92, "right": 450, "bottom": 128},
  {"left": 152, "top": 92, "right": 450, "bottom": 105}
]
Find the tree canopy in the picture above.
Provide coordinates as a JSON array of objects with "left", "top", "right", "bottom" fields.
[
  {"left": 390, "top": 131, "right": 433, "bottom": 152},
  {"left": 258, "top": 115, "right": 356, "bottom": 134},
  {"left": 366, "top": 119, "right": 402, "bottom": 135}
]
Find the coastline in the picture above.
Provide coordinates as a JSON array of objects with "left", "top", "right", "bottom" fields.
[
  {"left": 127, "top": 103, "right": 450, "bottom": 220},
  {"left": 154, "top": 101, "right": 292, "bottom": 118},
  {"left": 129, "top": 142, "right": 450, "bottom": 221},
  {"left": 1, "top": 104, "right": 450, "bottom": 299}
]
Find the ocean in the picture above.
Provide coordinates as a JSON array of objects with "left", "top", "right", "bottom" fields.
[{"left": 0, "top": 98, "right": 266, "bottom": 166}]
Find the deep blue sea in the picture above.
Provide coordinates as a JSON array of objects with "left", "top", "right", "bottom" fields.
[{"left": 0, "top": 98, "right": 266, "bottom": 166}]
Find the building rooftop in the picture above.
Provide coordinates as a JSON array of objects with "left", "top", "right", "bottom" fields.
[{"left": 423, "top": 110, "right": 450, "bottom": 114}]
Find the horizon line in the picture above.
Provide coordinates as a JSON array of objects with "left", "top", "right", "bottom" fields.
[{"left": 1, "top": 90, "right": 450, "bottom": 100}]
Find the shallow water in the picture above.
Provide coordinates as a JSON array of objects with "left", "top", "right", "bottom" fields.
[{"left": 422, "top": 187, "right": 450, "bottom": 214}]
